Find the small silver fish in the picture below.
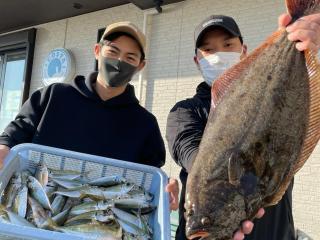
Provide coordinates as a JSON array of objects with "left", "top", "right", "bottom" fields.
[
  {"left": 51, "top": 178, "right": 85, "bottom": 189},
  {"left": 69, "top": 200, "right": 114, "bottom": 216},
  {"left": 114, "top": 198, "right": 156, "bottom": 214},
  {"left": 28, "top": 176, "right": 52, "bottom": 211},
  {"left": 123, "top": 233, "right": 135, "bottom": 240},
  {"left": 51, "top": 195, "right": 67, "bottom": 216},
  {"left": 1, "top": 172, "right": 22, "bottom": 208},
  {"left": 21, "top": 170, "right": 32, "bottom": 185},
  {"left": 5, "top": 206, "right": 35, "bottom": 228},
  {"left": 48, "top": 169, "right": 86, "bottom": 181},
  {"left": 44, "top": 180, "right": 57, "bottom": 200},
  {"left": 65, "top": 210, "right": 115, "bottom": 226},
  {"left": 111, "top": 207, "right": 142, "bottom": 228},
  {"left": 54, "top": 183, "right": 133, "bottom": 200},
  {"left": 0, "top": 214, "right": 9, "bottom": 224},
  {"left": 116, "top": 218, "right": 150, "bottom": 238},
  {"left": 0, "top": 205, "right": 9, "bottom": 221},
  {"left": 25, "top": 204, "right": 34, "bottom": 223},
  {"left": 58, "top": 221, "right": 122, "bottom": 239},
  {"left": 112, "top": 207, "right": 152, "bottom": 236},
  {"left": 81, "top": 197, "right": 95, "bottom": 203},
  {"left": 52, "top": 207, "right": 71, "bottom": 226},
  {"left": 93, "top": 183, "right": 136, "bottom": 200},
  {"left": 88, "top": 176, "right": 126, "bottom": 187},
  {"left": 11, "top": 172, "right": 22, "bottom": 184},
  {"left": 35, "top": 163, "right": 49, "bottom": 187},
  {"left": 129, "top": 185, "right": 154, "bottom": 202},
  {"left": 3, "top": 182, "right": 21, "bottom": 209},
  {"left": 28, "top": 197, "right": 56, "bottom": 229},
  {"left": 54, "top": 186, "right": 86, "bottom": 199},
  {"left": 12, "top": 185, "right": 28, "bottom": 218},
  {"left": 62, "top": 197, "right": 82, "bottom": 212}
]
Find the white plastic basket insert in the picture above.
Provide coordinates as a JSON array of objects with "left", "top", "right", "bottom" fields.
[{"left": 0, "top": 143, "right": 170, "bottom": 240}]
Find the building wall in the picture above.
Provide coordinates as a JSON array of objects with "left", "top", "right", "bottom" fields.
[{"left": 7, "top": 0, "right": 320, "bottom": 237}]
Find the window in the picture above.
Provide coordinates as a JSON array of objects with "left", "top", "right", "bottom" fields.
[
  {"left": 0, "top": 29, "right": 36, "bottom": 132},
  {"left": 0, "top": 51, "right": 26, "bottom": 131}
]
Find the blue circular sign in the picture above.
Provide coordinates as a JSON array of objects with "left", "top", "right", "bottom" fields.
[{"left": 42, "top": 48, "right": 75, "bottom": 86}]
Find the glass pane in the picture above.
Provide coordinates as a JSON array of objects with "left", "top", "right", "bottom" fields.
[
  {"left": 0, "top": 55, "right": 3, "bottom": 89},
  {"left": 0, "top": 52, "right": 26, "bottom": 133}
]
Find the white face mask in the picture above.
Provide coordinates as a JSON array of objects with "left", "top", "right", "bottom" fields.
[{"left": 198, "top": 51, "right": 241, "bottom": 86}]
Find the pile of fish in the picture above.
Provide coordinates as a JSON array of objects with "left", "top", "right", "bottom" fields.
[{"left": 0, "top": 164, "right": 155, "bottom": 240}]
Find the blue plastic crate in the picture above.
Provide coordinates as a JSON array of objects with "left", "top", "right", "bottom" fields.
[{"left": 0, "top": 143, "right": 170, "bottom": 240}]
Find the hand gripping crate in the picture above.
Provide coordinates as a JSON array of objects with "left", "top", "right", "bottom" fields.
[{"left": 0, "top": 143, "right": 170, "bottom": 240}]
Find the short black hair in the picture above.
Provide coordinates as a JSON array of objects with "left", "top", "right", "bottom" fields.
[{"left": 102, "top": 32, "right": 145, "bottom": 61}]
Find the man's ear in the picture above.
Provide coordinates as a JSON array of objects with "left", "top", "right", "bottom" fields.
[
  {"left": 240, "top": 44, "right": 248, "bottom": 60},
  {"left": 94, "top": 44, "right": 101, "bottom": 60},
  {"left": 137, "top": 60, "right": 146, "bottom": 72},
  {"left": 194, "top": 56, "right": 200, "bottom": 70}
]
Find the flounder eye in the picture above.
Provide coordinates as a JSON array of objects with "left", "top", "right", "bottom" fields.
[
  {"left": 186, "top": 208, "right": 194, "bottom": 217},
  {"left": 201, "top": 216, "right": 211, "bottom": 226}
]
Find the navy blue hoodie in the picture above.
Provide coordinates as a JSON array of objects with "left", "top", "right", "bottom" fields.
[{"left": 0, "top": 72, "right": 165, "bottom": 167}]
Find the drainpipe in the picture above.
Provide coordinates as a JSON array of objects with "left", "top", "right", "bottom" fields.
[{"left": 138, "top": 9, "right": 158, "bottom": 105}]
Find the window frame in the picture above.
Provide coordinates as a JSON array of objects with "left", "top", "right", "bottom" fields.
[{"left": 0, "top": 28, "right": 36, "bottom": 104}]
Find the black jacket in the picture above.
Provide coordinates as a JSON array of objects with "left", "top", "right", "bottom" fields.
[
  {"left": 166, "top": 82, "right": 295, "bottom": 240},
  {"left": 0, "top": 72, "right": 165, "bottom": 168}
]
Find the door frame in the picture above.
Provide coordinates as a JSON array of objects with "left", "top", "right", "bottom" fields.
[
  {"left": 0, "top": 54, "right": 4, "bottom": 96},
  {"left": 0, "top": 28, "right": 36, "bottom": 104}
]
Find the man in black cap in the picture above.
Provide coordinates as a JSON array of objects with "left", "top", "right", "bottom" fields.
[{"left": 166, "top": 13, "right": 320, "bottom": 240}]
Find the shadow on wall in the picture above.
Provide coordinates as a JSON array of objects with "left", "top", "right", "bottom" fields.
[
  {"left": 143, "top": 15, "right": 179, "bottom": 111},
  {"left": 142, "top": 9, "right": 200, "bottom": 113}
]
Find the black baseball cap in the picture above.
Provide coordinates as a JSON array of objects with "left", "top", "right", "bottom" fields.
[{"left": 194, "top": 15, "right": 242, "bottom": 48}]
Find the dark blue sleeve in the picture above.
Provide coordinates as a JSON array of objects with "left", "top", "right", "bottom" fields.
[
  {"left": 141, "top": 118, "right": 166, "bottom": 168},
  {"left": 166, "top": 101, "right": 206, "bottom": 173},
  {"left": 0, "top": 86, "right": 51, "bottom": 147},
  {"left": 245, "top": 182, "right": 295, "bottom": 240}
]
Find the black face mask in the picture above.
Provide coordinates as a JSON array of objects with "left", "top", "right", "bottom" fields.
[{"left": 99, "top": 57, "right": 137, "bottom": 87}]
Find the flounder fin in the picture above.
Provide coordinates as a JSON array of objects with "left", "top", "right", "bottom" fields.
[
  {"left": 266, "top": 0, "right": 320, "bottom": 205},
  {"left": 211, "top": 30, "right": 283, "bottom": 109},
  {"left": 286, "top": 0, "right": 320, "bottom": 19},
  {"left": 271, "top": 50, "right": 320, "bottom": 205}
]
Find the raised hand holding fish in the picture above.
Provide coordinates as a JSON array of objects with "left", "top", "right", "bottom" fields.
[
  {"left": 0, "top": 145, "right": 9, "bottom": 169},
  {"left": 166, "top": 178, "right": 179, "bottom": 211},
  {"left": 281, "top": 13, "right": 320, "bottom": 51}
]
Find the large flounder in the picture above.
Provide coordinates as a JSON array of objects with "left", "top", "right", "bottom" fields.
[{"left": 185, "top": 0, "right": 320, "bottom": 239}]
